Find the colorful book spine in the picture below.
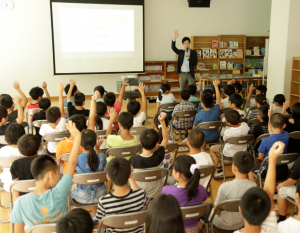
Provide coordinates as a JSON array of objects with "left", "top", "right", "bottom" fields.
[{"left": 245, "top": 59, "right": 252, "bottom": 68}]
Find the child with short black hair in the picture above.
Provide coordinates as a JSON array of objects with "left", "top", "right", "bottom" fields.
[
  {"left": 211, "top": 109, "right": 250, "bottom": 178},
  {"left": 94, "top": 85, "right": 107, "bottom": 102},
  {"left": 232, "top": 82, "right": 243, "bottom": 95},
  {"left": 252, "top": 105, "right": 269, "bottom": 139},
  {"left": 197, "top": 82, "right": 216, "bottom": 111},
  {"left": 234, "top": 142, "right": 283, "bottom": 233},
  {"left": 273, "top": 94, "right": 289, "bottom": 115},
  {"left": 127, "top": 83, "right": 146, "bottom": 127},
  {"left": 162, "top": 155, "right": 207, "bottom": 232},
  {"left": 10, "top": 121, "right": 82, "bottom": 231},
  {"left": 57, "top": 209, "right": 94, "bottom": 233},
  {"left": 220, "top": 84, "right": 235, "bottom": 109},
  {"left": 188, "top": 84, "right": 200, "bottom": 111},
  {"left": 157, "top": 83, "right": 176, "bottom": 120},
  {"left": 32, "top": 98, "right": 51, "bottom": 141},
  {"left": 28, "top": 81, "right": 50, "bottom": 111},
  {"left": 129, "top": 112, "right": 168, "bottom": 198},
  {"left": 96, "top": 157, "right": 150, "bottom": 233},
  {"left": 212, "top": 151, "right": 256, "bottom": 230}
]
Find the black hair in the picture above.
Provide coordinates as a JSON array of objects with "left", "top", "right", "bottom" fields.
[
  {"left": 31, "top": 155, "right": 58, "bottom": 181},
  {"left": 225, "top": 109, "right": 240, "bottom": 125},
  {"left": 46, "top": 107, "right": 61, "bottom": 123},
  {"left": 104, "top": 92, "right": 116, "bottom": 107},
  {"left": 107, "top": 157, "right": 131, "bottom": 186},
  {"left": 74, "top": 92, "right": 85, "bottom": 106},
  {"left": 273, "top": 94, "right": 286, "bottom": 106},
  {"left": 229, "top": 93, "right": 243, "bottom": 109},
  {"left": 255, "top": 94, "right": 269, "bottom": 107},
  {"left": 224, "top": 85, "right": 235, "bottom": 97},
  {"left": 29, "top": 87, "right": 44, "bottom": 100},
  {"left": 118, "top": 112, "right": 133, "bottom": 130},
  {"left": 292, "top": 102, "right": 300, "bottom": 120},
  {"left": 258, "top": 105, "right": 269, "bottom": 122},
  {"left": 94, "top": 85, "right": 107, "bottom": 97},
  {"left": 64, "top": 84, "right": 78, "bottom": 96},
  {"left": 57, "top": 208, "right": 94, "bottom": 233},
  {"left": 182, "top": 37, "right": 191, "bottom": 44},
  {"left": 174, "top": 155, "right": 200, "bottom": 204},
  {"left": 188, "top": 128, "right": 205, "bottom": 148},
  {"left": 187, "top": 85, "right": 197, "bottom": 96},
  {"left": 232, "top": 82, "right": 242, "bottom": 93},
  {"left": 0, "top": 106, "right": 8, "bottom": 121},
  {"left": 158, "top": 84, "right": 171, "bottom": 101},
  {"left": 37, "top": 98, "right": 51, "bottom": 120},
  {"left": 5, "top": 124, "right": 25, "bottom": 145},
  {"left": 17, "top": 134, "right": 40, "bottom": 156},
  {"left": 139, "top": 129, "right": 159, "bottom": 150},
  {"left": 154, "top": 114, "right": 169, "bottom": 144},
  {"left": 180, "top": 88, "right": 190, "bottom": 101},
  {"left": 146, "top": 194, "right": 185, "bottom": 233},
  {"left": 69, "top": 114, "right": 87, "bottom": 132},
  {"left": 233, "top": 151, "right": 254, "bottom": 174},
  {"left": 127, "top": 101, "right": 141, "bottom": 116},
  {"left": 256, "top": 85, "right": 267, "bottom": 95},
  {"left": 240, "top": 187, "right": 271, "bottom": 225},
  {"left": 270, "top": 113, "right": 285, "bottom": 129},
  {"left": 0, "top": 94, "right": 13, "bottom": 109},
  {"left": 201, "top": 93, "right": 214, "bottom": 108},
  {"left": 81, "top": 130, "right": 98, "bottom": 172},
  {"left": 95, "top": 102, "right": 107, "bottom": 130},
  {"left": 203, "top": 89, "right": 213, "bottom": 95}
]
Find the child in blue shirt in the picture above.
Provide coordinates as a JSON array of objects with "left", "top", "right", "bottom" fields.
[
  {"left": 193, "top": 80, "right": 221, "bottom": 150},
  {"left": 197, "top": 82, "right": 215, "bottom": 111},
  {"left": 249, "top": 107, "right": 289, "bottom": 182}
]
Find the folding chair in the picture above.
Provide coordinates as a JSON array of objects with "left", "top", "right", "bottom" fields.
[
  {"left": 189, "top": 101, "right": 201, "bottom": 109},
  {"left": 289, "top": 131, "right": 300, "bottom": 140},
  {"left": 216, "top": 135, "right": 255, "bottom": 182},
  {"left": 105, "top": 145, "right": 142, "bottom": 158},
  {"left": 157, "top": 102, "right": 179, "bottom": 115},
  {"left": 153, "top": 143, "right": 179, "bottom": 173},
  {"left": 181, "top": 203, "right": 213, "bottom": 233},
  {"left": 26, "top": 108, "right": 41, "bottom": 134},
  {"left": 95, "top": 129, "right": 117, "bottom": 139},
  {"left": 196, "top": 121, "right": 223, "bottom": 146},
  {"left": 239, "top": 118, "right": 248, "bottom": 123},
  {"left": 69, "top": 172, "right": 108, "bottom": 211},
  {"left": 199, "top": 165, "right": 215, "bottom": 203},
  {"left": 10, "top": 180, "right": 36, "bottom": 233},
  {"left": 133, "top": 168, "right": 168, "bottom": 187},
  {"left": 251, "top": 133, "right": 270, "bottom": 159},
  {"left": 28, "top": 224, "right": 56, "bottom": 233},
  {"left": 209, "top": 199, "right": 241, "bottom": 233},
  {"left": 41, "top": 132, "right": 71, "bottom": 158},
  {"left": 249, "top": 118, "right": 261, "bottom": 126},
  {"left": 170, "top": 110, "right": 197, "bottom": 141},
  {"left": 252, "top": 153, "right": 299, "bottom": 188},
  {"left": 97, "top": 210, "right": 148, "bottom": 233},
  {"left": 129, "top": 126, "right": 146, "bottom": 141},
  {"left": 245, "top": 106, "right": 257, "bottom": 118},
  {"left": 220, "top": 108, "right": 230, "bottom": 115},
  {"left": 33, "top": 120, "right": 48, "bottom": 128}
]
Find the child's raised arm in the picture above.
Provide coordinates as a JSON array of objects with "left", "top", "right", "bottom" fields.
[
  {"left": 57, "top": 82, "right": 65, "bottom": 119},
  {"left": 14, "top": 96, "right": 24, "bottom": 124},
  {"left": 13, "top": 81, "right": 28, "bottom": 109},
  {"left": 138, "top": 83, "right": 146, "bottom": 113},
  {"left": 213, "top": 80, "right": 221, "bottom": 107},
  {"left": 246, "top": 84, "right": 254, "bottom": 103},
  {"left": 42, "top": 81, "right": 50, "bottom": 99},
  {"left": 106, "top": 108, "right": 117, "bottom": 137},
  {"left": 118, "top": 81, "right": 129, "bottom": 102},
  {"left": 158, "top": 112, "right": 168, "bottom": 148},
  {"left": 67, "top": 78, "right": 76, "bottom": 103},
  {"left": 87, "top": 94, "right": 97, "bottom": 131},
  {"left": 281, "top": 100, "right": 289, "bottom": 115}
]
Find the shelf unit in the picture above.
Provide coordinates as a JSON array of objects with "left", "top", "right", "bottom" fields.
[
  {"left": 290, "top": 57, "right": 300, "bottom": 107},
  {"left": 245, "top": 36, "right": 269, "bottom": 70}
]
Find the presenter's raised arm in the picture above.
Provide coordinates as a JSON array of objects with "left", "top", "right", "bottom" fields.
[{"left": 171, "top": 30, "right": 180, "bottom": 54}]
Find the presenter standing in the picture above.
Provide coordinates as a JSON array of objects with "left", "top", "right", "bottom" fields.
[{"left": 172, "top": 30, "right": 198, "bottom": 90}]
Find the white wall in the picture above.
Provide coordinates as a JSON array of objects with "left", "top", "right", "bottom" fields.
[{"left": 0, "top": 0, "right": 271, "bottom": 97}]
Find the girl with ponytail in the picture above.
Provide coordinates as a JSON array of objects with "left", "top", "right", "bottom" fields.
[
  {"left": 70, "top": 129, "right": 107, "bottom": 221},
  {"left": 32, "top": 98, "right": 51, "bottom": 141},
  {"left": 157, "top": 83, "right": 175, "bottom": 120},
  {"left": 161, "top": 155, "right": 207, "bottom": 232},
  {"left": 95, "top": 102, "right": 110, "bottom": 130}
]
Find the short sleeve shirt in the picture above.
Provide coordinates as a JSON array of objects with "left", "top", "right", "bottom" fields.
[
  {"left": 221, "top": 97, "right": 229, "bottom": 108},
  {"left": 172, "top": 101, "right": 196, "bottom": 129},
  {"left": 67, "top": 102, "right": 89, "bottom": 118},
  {"left": 157, "top": 93, "right": 176, "bottom": 112},
  {"left": 252, "top": 122, "right": 269, "bottom": 139},
  {"left": 8, "top": 109, "right": 22, "bottom": 122},
  {"left": 129, "top": 146, "right": 165, "bottom": 169},
  {"left": 105, "top": 100, "right": 122, "bottom": 130},
  {"left": 133, "top": 112, "right": 145, "bottom": 127},
  {"left": 278, "top": 217, "right": 300, "bottom": 233}
]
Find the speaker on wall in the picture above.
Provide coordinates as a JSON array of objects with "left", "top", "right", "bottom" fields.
[{"left": 188, "top": 0, "right": 210, "bottom": 7}]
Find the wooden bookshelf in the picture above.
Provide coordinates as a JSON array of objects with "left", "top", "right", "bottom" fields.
[{"left": 290, "top": 57, "right": 300, "bottom": 107}]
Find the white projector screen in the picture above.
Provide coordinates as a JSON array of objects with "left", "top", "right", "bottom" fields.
[{"left": 50, "top": 0, "right": 144, "bottom": 75}]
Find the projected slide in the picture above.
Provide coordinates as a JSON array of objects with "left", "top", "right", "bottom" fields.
[{"left": 50, "top": 0, "right": 144, "bottom": 75}]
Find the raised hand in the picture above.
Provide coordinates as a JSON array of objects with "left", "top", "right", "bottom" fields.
[
  {"left": 69, "top": 78, "right": 76, "bottom": 87},
  {"left": 57, "top": 81, "right": 65, "bottom": 94},
  {"left": 197, "top": 81, "right": 202, "bottom": 90},
  {"left": 173, "top": 29, "right": 180, "bottom": 39},
  {"left": 13, "top": 81, "right": 20, "bottom": 90},
  {"left": 249, "top": 83, "right": 254, "bottom": 92},
  {"left": 213, "top": 79, "right": 220, "bottom": 86},
  {"left": 41, "top": 81, "right": 47, "bottom": 89},
  {"left": 268, "top": 105, "right": 273, "bottom": 118},
  {"left": 95, "top": 137, "right": 105, "bottom": 148},
  {"left": 138, "top": 83, "right": 145, "bottom": 93},
  {"left": 122, "top": 81, "right": 129, "bottom": 87},
  {"left": 269, "top": 141, "right": 285, "bottom": 160},
  {"left": 94, "top": 90, "right": 101, "bottom": 99},
  {"left": 283, "top": 100, "right": 290, "bottom": 110},
  {"left": 91, "top": 94, "right": 98, "bottom": 102},
  {"left": 13, "top": 95, "right": 22, "bottom": 105},
  {"left": 158, "top": 112, "right": 167, "bottom": 122},
  {"left": 108, "top": 108, "right": 117, "bottom": 121},
  {"left": 67, "top": 121, "right": 81, "bottom": 138}
]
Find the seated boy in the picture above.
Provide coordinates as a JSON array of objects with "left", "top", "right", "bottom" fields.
[
  {"left": 96, "top": 157, "right": 150, "bottom": 233},
  {"left": 198, "top": 83, "right": 215, "bottom": 111},
  {"left": 211, "top": 110, "right": 250, "bottom": 178},
  {"left": 211, "top": 151, "right": 256, "bottom": 230},
  {"left": 0, "top": 81, "right": 27, "bottom": 122},
  {"left": 10, "top": 121, "right": 82, "bottom": 232},
  {"left": 186, "top": 128, "right": 214, "bottom": 188},
  {"left": 40, "top": 83, "right": 67, "bottom": 154},
  {"left": 252, "top": 105, "right": 269, "bottom": 139},
  {"left": 129, "top": 112, "right": 168, "bottom": 198},
  {"left": 220, "top": 84, "right": 235, "bottom": 109},
  {"left": 194, "top": 80, "right": 221, "bottom": 150},
  {"left": 188, "top": 84, "right": 200, "bottom": 111},
  {"left": 127, "top": 83, "right": 146, "bottom": 127},
  {"left": 273, "top": 94, "right": 289, "bottom": 115},
  {"left": 67, "top": 78, "right": 89, "bottom": 117},
  {"left": 172, "top": 88, "right": 195, "bottom": 138},
  {"left": 248, "top": 109, "right": 289, "bottom": 182},
  {"left": 0, "top": 96, "right": 24, "bottom": 135},
  {"left": 234, "top": 141, "right": 284, "bottom": 233}
]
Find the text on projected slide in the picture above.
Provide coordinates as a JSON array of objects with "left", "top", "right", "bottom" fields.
[{"left": 59, "top": 8, "right": 134, "bottom": 52}]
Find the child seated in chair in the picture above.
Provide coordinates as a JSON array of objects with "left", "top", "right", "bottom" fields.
[
  {"left": 210, "top": 110, "right": 250, "bottom": 179},
  {"left": 129, "top": 112, "right": 168, "bottom": 198},
  {"left": 220, "top": 82, "right": 235, "bottom": 109},
  {"left": 156, "top": 83, "right": 176, "bottom": 120},
  {"left": 32, "top": 98, "right": 51, "bottom": 141},
  {"left": 211, "top": 151, "right": 256, "bottom": 230},
  {"left": 245, "top": 83, "right": 269, "bottom": 111},
  {"left": 273, "top": 94, "right": 289, "bottom": 115},
  {"left": 188, "top": 84, "right": 200, "bottom": 111},
  {"left": 96, "top": 157, "right": 150, "bottom": 233}
]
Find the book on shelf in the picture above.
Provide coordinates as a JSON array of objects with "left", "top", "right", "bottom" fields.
[
  {"left": 145, "top": 84, "right": 161, "bottom": 92},
  {"left": 220, "top": 49, "right": 226, "bottom": 58},
  {"left": 225, "top": 50, "right": 229, "bottom": 58},
  {"left": 229, "top": 41, "right": 234, "bottom": 48},
  {"left": 246, "top": 50, "right": 252, "bottom": 55},
  {"left": 166, "top": 64, "right": 175, "bottom": 72},
  {"left": 210, "top": 49, "right": 218, "bottom": 58},
  {"left": 195, "top": 73, "right": 200, "bottom": 81},
  {"left": 220, "top": 74, "right": 226, "bottom": 78},
  {"left": 237, "top": 49, "right": 243, "bottom": 58},
  {"left": 212, "top": 40, "right": 219, "bottom": 48},
  {"left": 166, "top": 78, "right": 178, "bottom": 82},
  {"left": 227, "top": 62, "right": 233, "bottom": 70},
  {"left": 197, "top": 62, "right": 206, "bottom": 69},
  {"left": 232, "top": 51, "right": 237, "bottom": 58},
  {"left": 233, "top": 70, "right": 240, "bottom": 74},
  {"left": 261, "top": 47, "right": 265, "bottom": 55},
  {"left": 196, "top": 50, "right": 201, "bottom": 57},
  {"left": 251, "top": 59, "right": 259, "bottom": 68},
  {"left": 259, "top": 59, "right": 264, "bottom": 68},
  {"left": 220, "top": 61, "right": 227, "bottom": 69},
  {"left": 224, "top": 42, "right": 228, "bottom": 48},
  {"left": 245, "top": 59, "right": 252, "bottom": 68},
  {"left": 139, "top": 75, "right": 162, "bottom": 83},
  {"left": 202, "top": 48, "right": 210, "bottom": 58},
  {"left": 212, "top": 63, "right": 218, "bottom": 69},
  {"left": 212, "top": 74, "right": 218, "bottom": 79},
  {"left": 227, "top": 74, "right": 233, "bottom": 79},
  {"left": 228, "top": 49, "right": 233, "bottom": 58},
  {"left": 234, "top": 63, "right": 242, "bottom": 69},
  {"left": 145, "top": 65, "right": 162, "bottom": 72},
  {"left": 220, "top": 41, "right": 224, "bottom": 48},
  {"left": 234, "top": 41, "right": 239, "bottom": 48},
  {"left": 253, "top": 47, "right": 260, "bottom": 56}
]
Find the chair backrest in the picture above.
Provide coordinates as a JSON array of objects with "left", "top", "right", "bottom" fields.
[
  {"left": 130, "top": 126, "right": 146, "bottom": 136},
  {"left": 239, "top": 118, "right": 248, "bottom": 123},
  {"left": 189, "top": 101, "right": 200, "bottom": 108},
  {"left": 181, "top": 203, "right": 213, "bottom": 222},
  {"left": 95, "top": 129, "right": 117, "bottom": 139},
  {"left": 42, "top": 132, "right": 71, "bottom": 142},
  {"left": 197, "top": 121, "right": 223, "bottom": 130},
  {"left": 105, "top": 145, "right": 142, "bottom": 158},
  {"left": 0, "top": 136, "right": 8, "bottom": 145},
  {"left": 199, "top": 165, "right": 215, "bottom": 180},
  {"left": 225, "top": 134, "right": 255, "bottom": 145},
  {"left": 215, "top": 199, "right": 240, "bottom": 212},
  {"left": 98, "top": 210, "right": 148, "bottom": 233},
  {"left": 28, "top": 224, "right": 57, "bottom": 233},
  {"left": 173, "top": 110, "right": 197, "bottom": 119},
  {"left": 133, "top": 168, "right": 168, "bottom": 185},
  {"left": 253, "top": 133, "right": 270, "bottom": 149},
  {"left": 157, "top": 102, "right": 179, "bottom": 114},
  {"left": 246, "top": 106, "right": 258, "bottom": 118},
  {"left": 0, "top": 157, "right": 20, "bottom": 168},
  {"left": 290, "top": 131, "right": 300, "bottom": 140},
  {"left": 10, "top": 180, "right": 36, "bottom": 208},
  {"left": 263, "top": 153, "right": 299, "bottom": 165},
  {"left": 220, "top": 108, "right": 230, "bottom": 114},
  {"left": 26, "top": 108, "right": 41, "bottom": 118},
  {"left": 33, "top": 120, "right": 49, "bottom": 128},
  {"left": 72, "top": 171, "right": 108, "bottom": 185},
  {"left": 58, "top": 152, "right": 71, "bottom": 165},
  {"left": 249, "top": 118, "right": 261, "bottom": 125}
]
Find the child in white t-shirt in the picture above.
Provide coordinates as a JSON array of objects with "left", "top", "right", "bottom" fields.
[
  {"left": 220, "top": 82, "right": 235, "bottom": 109},
  {"left": 157, "top": 83, "right": 176, "bottom": 120}
]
